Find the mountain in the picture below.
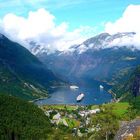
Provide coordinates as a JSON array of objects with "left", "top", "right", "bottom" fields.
[
  {"left": 111, "top": 65, "right": 140, "bottom": 100},
  {"left": 31, "top": 32, "right": 136, "bottom": 55},
  {"left": 132, "top": 66, "right": 140, "bottom": 97},
  {"left": 31, "top": 32, "right": 140, "bottom": 85},
  {"left": 0, "top": 34, "right": 61, "bottom": 100}
]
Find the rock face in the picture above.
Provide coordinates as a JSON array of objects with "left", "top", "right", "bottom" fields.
[{"left": 114, "top": 119, "right": 140, "bottom": 140}]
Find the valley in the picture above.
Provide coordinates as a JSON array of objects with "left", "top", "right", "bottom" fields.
[
  {"left": 0, "top": 26, "right": 140, "bottom": 140},
  {"left": 1, "top": 1, "right": 140, "bottom": 139},
  {"left": 33, "top": 32, "right": 140, "bottom": 86}
]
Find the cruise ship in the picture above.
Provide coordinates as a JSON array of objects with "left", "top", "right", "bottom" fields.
[
  {"left": 76, "top": 93, "right": 84, "bottom": 102},
  {"left": 70, "top": 85, "right": 79, "bottom": 89},
  {"left": 99, "top": 85, "right": 104, "bottom": 89}
]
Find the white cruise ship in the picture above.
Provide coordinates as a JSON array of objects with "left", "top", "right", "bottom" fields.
[
  {"left": 76, "top": 93, "right": 84, "bottom": 102},
  {"left": 70, "top": 85, "right": 79, "bottom": 89},
  {"left": 99, "top": 85, "right": 104, "bottom": 89}
]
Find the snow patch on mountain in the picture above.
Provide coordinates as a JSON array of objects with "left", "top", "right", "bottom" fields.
[
  {"left": 74, "top": 32, "right": 138, "bottom": 53},
  {"left": 78, "top": 44, "right": 88, "bottom": 54},
  {"left": 30, "top": 32, "right": 140, "bottom": 55}
]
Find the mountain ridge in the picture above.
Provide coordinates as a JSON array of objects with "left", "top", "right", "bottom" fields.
[
  {"left": 31, "top": 32, "right": 136, "bottom": 55},
  {"left": 0, "top": 33, "right": 62, "bottom": 100},
  {"left": 32, "top": 32, "right": 140, "bottom": 85}
]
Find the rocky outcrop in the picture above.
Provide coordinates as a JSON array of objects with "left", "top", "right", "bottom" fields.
[{"left": 114, "top": 119, "right": 140, "bottom": 140}]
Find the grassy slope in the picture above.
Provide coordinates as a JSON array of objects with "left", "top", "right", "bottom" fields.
[
  {"left": 104, "top": 102, "right": 129, "bottom": 118},
  {"left": 42, "top": 104, "right": 78, "bottom": 111},
  {"left": 42, "top": 102, "right": 130, "bottom": 118}
]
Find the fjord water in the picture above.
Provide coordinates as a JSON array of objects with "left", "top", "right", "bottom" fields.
[{"left": 35, "top": 79, "right": 112, "bottom": 105}]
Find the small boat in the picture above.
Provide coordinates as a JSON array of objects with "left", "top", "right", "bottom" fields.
[
  {"left": 99, "top": 85, "right": 104, "bottom": 89},
  {"left": 70, "top": 85, "right": 79, "bottom": 89},
  {"left": 76, "top": 93, "right": 84, "bottom": 102}
]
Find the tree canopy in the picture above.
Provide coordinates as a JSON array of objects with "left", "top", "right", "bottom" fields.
[{"left": 0, "top": 94, "right": 52, "bottom": 140}]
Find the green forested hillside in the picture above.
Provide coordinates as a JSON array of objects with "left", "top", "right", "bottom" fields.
[
  {"left": 0, "top": 94, "right": 52, "bottom": 140},
  {"left": 0, "top": 34, "right": 62, "bottom": 100},
  {"left": 0, "top": 94, "right": 80, "bottom": 140},
  {"left": 111, "top": 65, "right": 140, "bottom": 101},
  {"left": 0, "top": 60, "right": 49, "bottom": 100}
]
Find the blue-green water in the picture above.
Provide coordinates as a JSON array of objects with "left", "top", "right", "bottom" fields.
[{"left": 35, "top": 80, "right": 113, "bottom": 105}]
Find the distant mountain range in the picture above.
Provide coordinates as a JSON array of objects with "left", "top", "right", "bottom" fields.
[
  {"left": 31, "top": 32, "right": 136, "bottom": 55},
  {"left": 1, "top": 31, "right": 140, "bottom": 101},
  {"left": 31, "top": 32, "right": 140, "bottom": 85},
  {"left": 0, "top": 34, "right": 62, "bottom": 100}
]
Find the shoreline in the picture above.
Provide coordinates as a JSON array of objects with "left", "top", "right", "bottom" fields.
[
  {"left": 33, "top": 100, "right": 110, "bottom": 107},
  {"left": 32, "top": 83, "right": 114, "bottom": 106}
]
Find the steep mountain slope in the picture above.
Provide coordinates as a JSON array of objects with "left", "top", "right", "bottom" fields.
[
  {"left": 111, "top": 65, "right": 140, "bottom": 100},
  {"left": 132, "top": 66, "right": 140, "bottom": 97},
  {"left": 0, "top": 34, "right": 61, "bottom": 100},
  {"left": 32, "top": 32, "right": 140, "bottom": 85}
]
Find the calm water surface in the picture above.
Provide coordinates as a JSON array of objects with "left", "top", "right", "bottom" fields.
[{"left": 35, "top": 80, "right": 113, "bottom": 105}]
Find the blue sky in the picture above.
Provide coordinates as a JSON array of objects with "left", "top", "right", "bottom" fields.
[
  {"left": 0, "top": 0, "right": 140, "bottom": 32},
  {"left": 0, "top": 0, "right": 140, "bottom": 52}
]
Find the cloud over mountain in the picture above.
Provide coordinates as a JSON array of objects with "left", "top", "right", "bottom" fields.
[
  {"left": 1, "top": 5, "right": 140, "bottom": 53},
  {"left": 105, "top": 5, "right": 140, "bottom": 34},
  {"left": 105, "top": 5, "right": 140, "bottom": 48},
  {"left": 0, "top": 8, "right": 95, "bottom": 53}
]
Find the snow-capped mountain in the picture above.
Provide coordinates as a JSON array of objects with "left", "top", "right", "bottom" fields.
[
  {"left": 75, "top": 32, "right": 136, "bottom": 53},
  {"left": 31, "top": 32, "right": 137, "bottom": 55},
  {"left": 30, "top": 32, "right": 140, "bottom": 85}
]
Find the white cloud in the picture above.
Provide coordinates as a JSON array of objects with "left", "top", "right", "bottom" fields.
[
  {"left": 2, "top": 9, "right": 55, "bottom": 39},
  {"left": 105, "top": 5, "right": 140, "bottom": 49},
  {"left": 0, "top": 8, "right": 95, "bottom": 53},
  {"left": 105, "top": 5, "right": 140, "bottom": 34}
]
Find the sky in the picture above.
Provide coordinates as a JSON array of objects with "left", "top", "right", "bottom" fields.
[
  {"left": 0, "top": 0, "right": 140, "bottom": 31},
  {"left": 0, "top": 0, "right": 140, "bottom": 52}
]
